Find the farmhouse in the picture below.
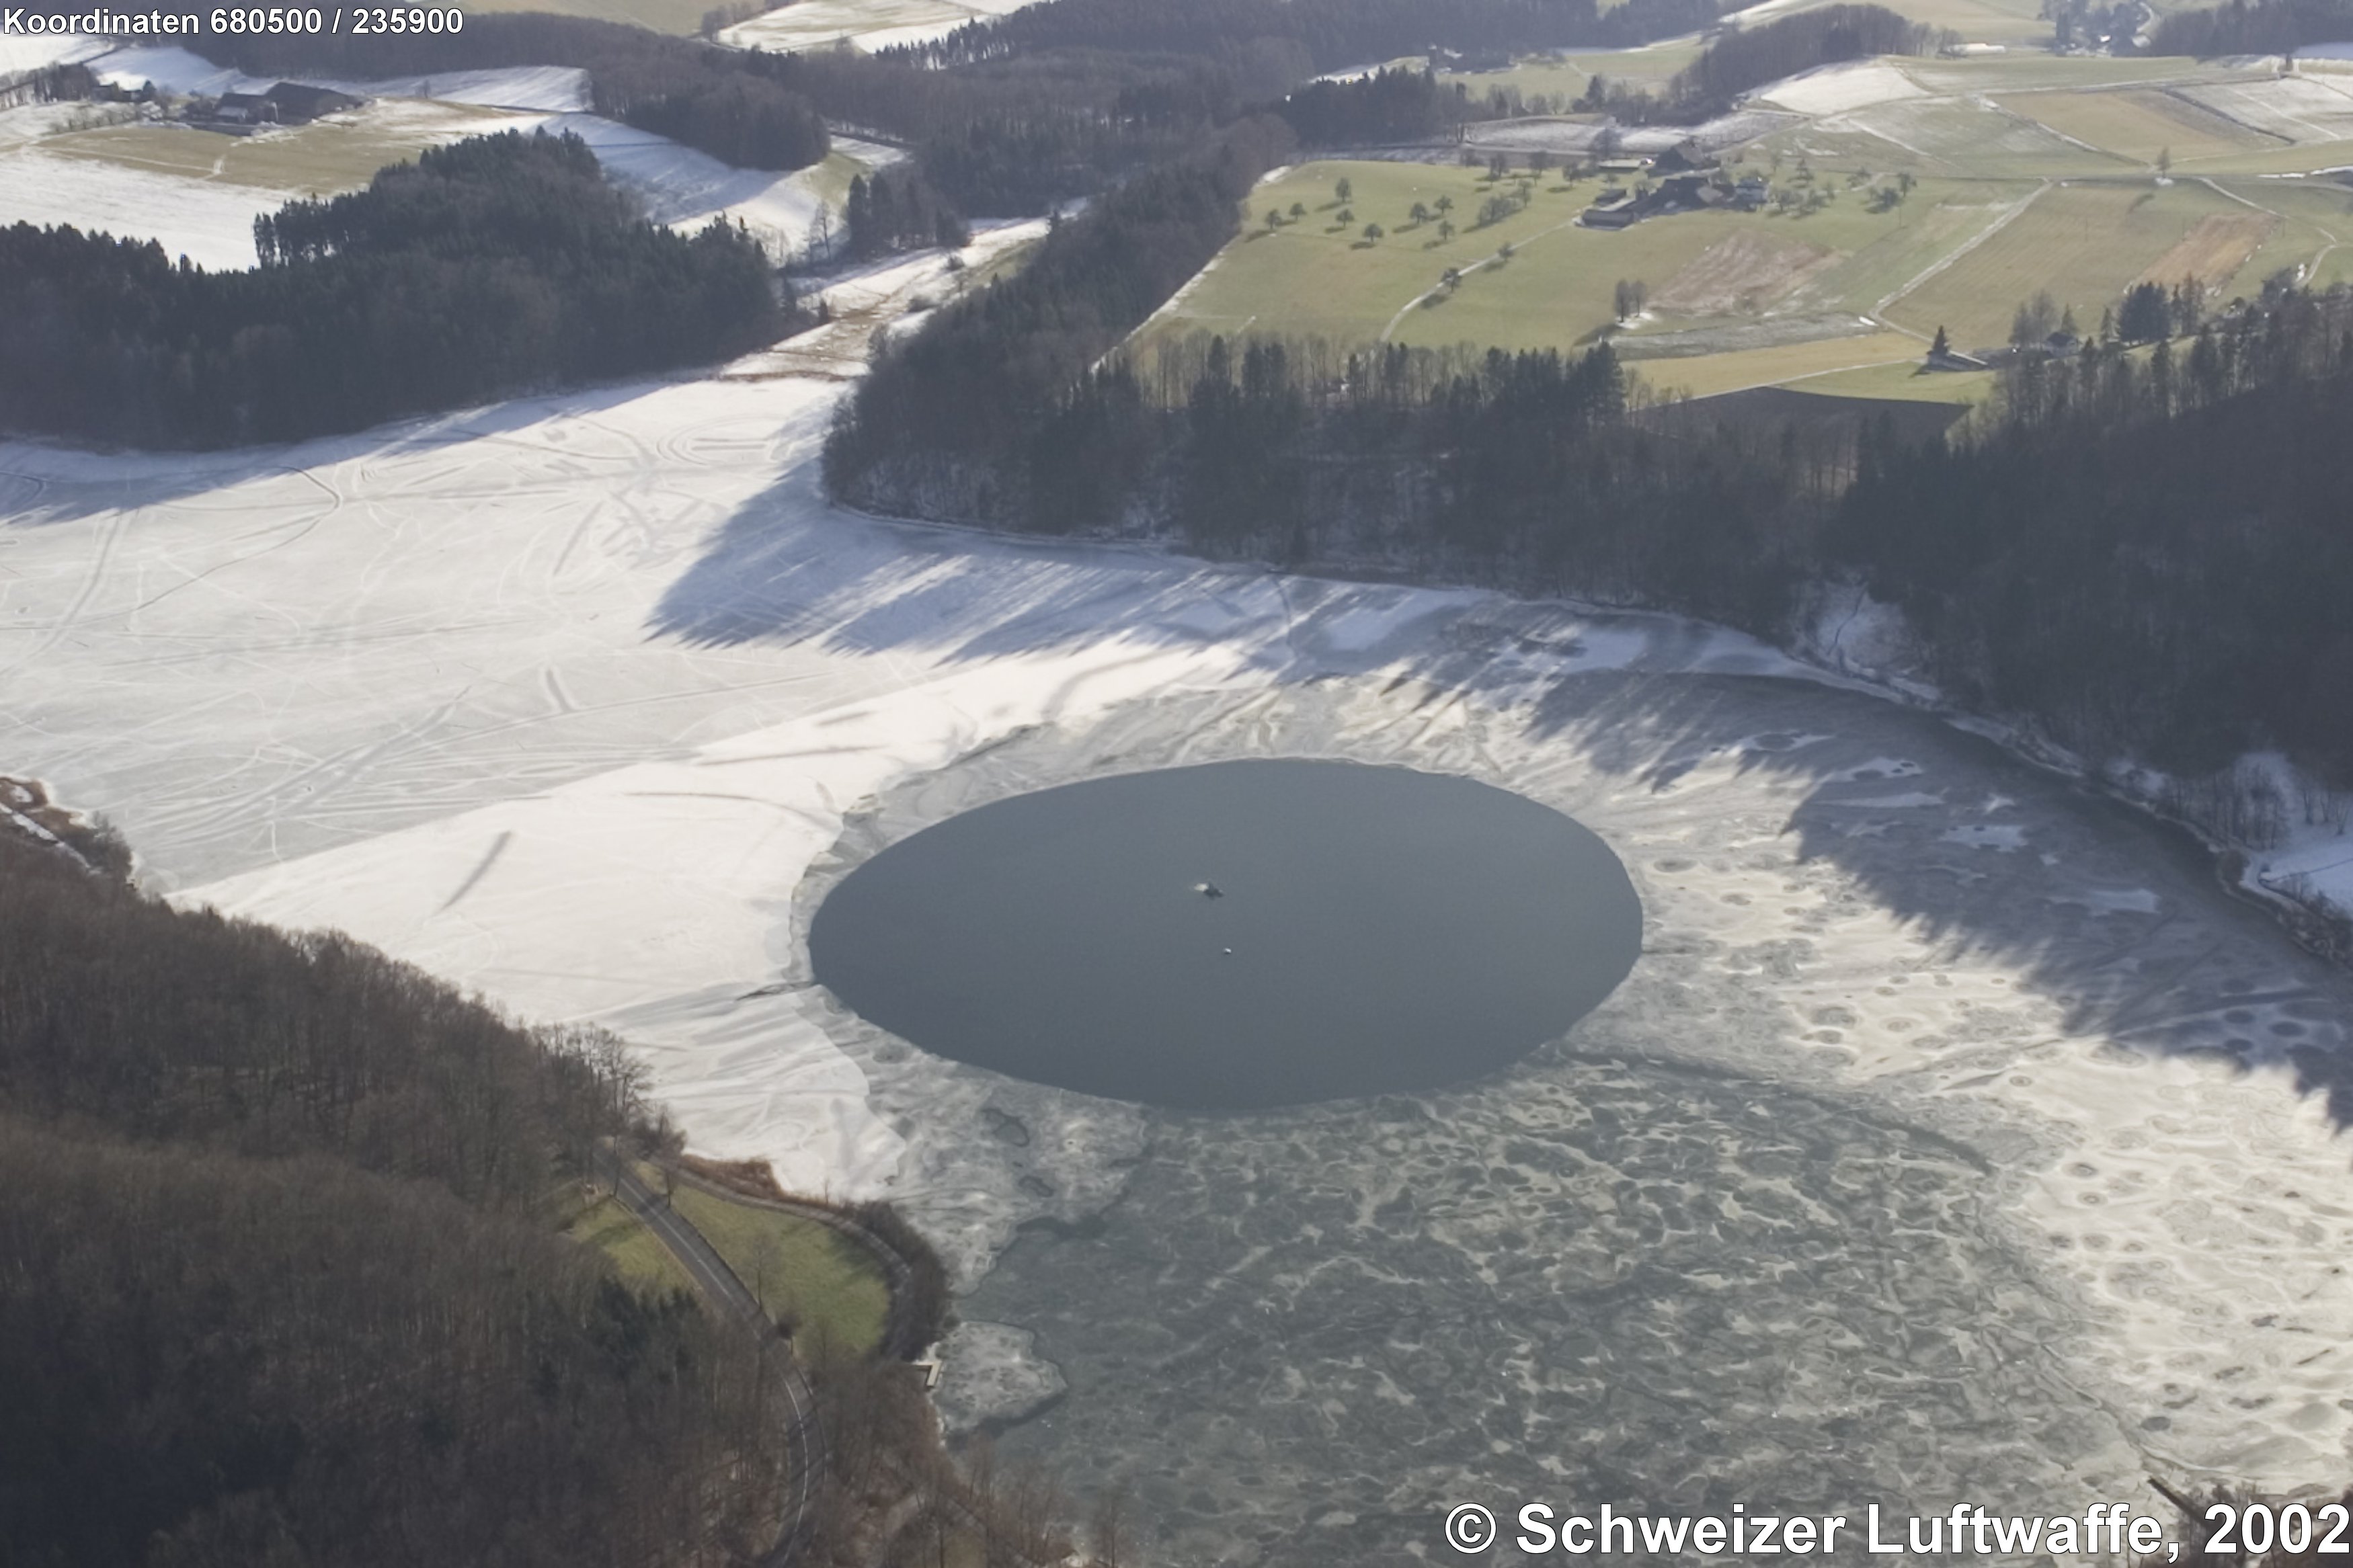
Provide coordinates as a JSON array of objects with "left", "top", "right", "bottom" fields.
[
  {"left": 209, "top": 91, "right": 276, "bottom": 126},
  {"left": 1429, "top": 46, "right": 1511, "bottom": 71},
  {"left": 1581, "top": 191, "right": 1640, "bottom": 229},
  {"left": 1925, "top": 343, "right": 1990, "bottom": 371},
  {"left": 264, "top": 81, "right": 364, "bottom": 122}
]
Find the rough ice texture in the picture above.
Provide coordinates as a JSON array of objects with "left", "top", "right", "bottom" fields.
[
  {"left": 820, "top": 679, "right": 2353, "bottom": 1564},
  {"left": 5, "top": 347, "right": 2352, "bottom": 1563},
  {"left": 932, "top": 1320, "right": 1068, "bottom": 1432}
]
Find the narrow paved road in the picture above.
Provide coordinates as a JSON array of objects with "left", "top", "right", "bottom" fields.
[
  {"left": 665, "top": 1169, "right": 921, "bottom": 1359},
  {"left": 606, "top": 1159, "right": 1055, "bottom": 1566},
  {"left": 599, "top": 1151, "right": 826, "bottom": 1566}
]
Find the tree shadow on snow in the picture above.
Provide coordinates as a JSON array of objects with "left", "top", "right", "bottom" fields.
[
  {"left": 646, "top": 479, "right": 2353, "bottom": 1137},
  {"left": 0, "top": 378, "right": 686, "bottom": 528},
  {"left": 1515, "top": 671, "right": 2353, "bottom": 1134}
]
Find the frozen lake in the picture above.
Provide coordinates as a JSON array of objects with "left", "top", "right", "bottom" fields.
[
  {"left": 4, "top": 358, "right": 2350, "bottom": 1566},
  {"left": 809, "top": 759, "right": 1642, "bottom": 1108}
]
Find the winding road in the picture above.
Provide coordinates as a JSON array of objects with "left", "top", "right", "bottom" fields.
[{"left": 599, "top": 1152, "right": 826, "bottom": 1567}]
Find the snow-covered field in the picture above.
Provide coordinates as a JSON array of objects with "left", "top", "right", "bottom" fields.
[
  {"left": 0, "top": 32, "right": 113, "bottom": 78},
  {"left": 1464, "top": 106, "right": 1796, "bottom": 157},
  {"left": 0, "top": 89, "right": 558, "bottom": 268},
  {"left": 546, "top": 114, "right": 900, "bottom": 256},
  {"left": 720, "top": 0, "right": 1035, "bottom": 54},
  {"left": 91, "top": 44, "right": 591, "bottom": 111},
  {"left": 0, "top": 43, "right": 891, "bottom": 265},
  {"left": 2180, "top": 73, "right": 2353, "bottom": 143},
  {"left": 0, "top": 47, "right": 580, "bottom": 268},
  {"left": 1756, "top": 56, "right": 1930, "bottom": 115},
  {"left": 0, "top": 130, "right": 283, "bottom": 267}
]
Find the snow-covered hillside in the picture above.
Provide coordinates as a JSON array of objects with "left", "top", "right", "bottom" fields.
[{"left": 0, "top": 42, "right": 891, "bottom": 267}]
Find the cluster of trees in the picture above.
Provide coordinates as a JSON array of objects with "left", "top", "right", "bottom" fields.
[
  {"left": 825, "top": 115, "right": 1298, "bottom": 518},
  {"left": 2149, "top": 0, "right": 2353, "bottom": 55},
  {"left": 1584, "top": 4, "right": 1948, "bottom": 122},
  {"left": 0, "top": 831, "right": 803, "bottom": 1567},
  {"left": 838, "top": 321, "right": 1837, "bottom": 629},
  {"left": 1277, "top": 65, "right": 1476, "bottom": 147},
  {"left": 0, "top": 131, "right": 787, "bottom": 447},
  {"left": 621, "top": 71, "right": 830, "bottom": 172},
  {"left": 843, "top": 167, "right": 972, "bottom": 259},
  {"left": 11, "top": 60, "right": 99, "bottom": 103},
  {"left": 2044, "top": 0, "right": 2146, "bottom": 50},
  {"left": 775, "top": 46, "right": 1261, "bottom": 214},
  {"left": 1669, "top": 4, "right": 1946, "bottom": 114}
]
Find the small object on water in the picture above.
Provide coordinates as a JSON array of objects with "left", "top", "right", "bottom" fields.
[
  {"left": 1194, "top": 880, "right": 1224, "bottom": 899},
  {"left": 1221, "top": 947, "right": 1234, "bottom": 956}
]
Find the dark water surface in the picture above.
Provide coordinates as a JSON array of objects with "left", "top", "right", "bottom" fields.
[{"left": 807, "top": 759, "right": 1642, "bottom": 1108}]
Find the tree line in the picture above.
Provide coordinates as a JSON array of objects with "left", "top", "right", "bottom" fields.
[
  {"left": 2149, "top": 0, "right": 2353, "bottom": 56},
  {"left": 844, "top": 166, "right": 973, "bottom": 259},
  {"left": 840, "top": 324, "right": 1825, "bottom": 628},
  {"left": 0, "top": 130, "right": 788, "bottom": 447},
  {"left": 824, "top": 114, "right": 1299, "bottom": 514},
  {"left": 1277, "top": 65, "right": 1479, "bottom": 147},
  {"left": 894, "top": 0, "right": 1724, "bottom": 77}
]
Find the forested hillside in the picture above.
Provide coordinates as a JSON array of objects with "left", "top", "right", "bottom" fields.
[
  {"left": 0, "top": 831, "right": 800, "bottom": 1567},
  {"left": 0, "top": 131, "right": 787, "bottom": 447},
  {"left": 1835, "top": 292, "right": 2353, "bottom": 784},
  {"left": 830, "top": 167, "right": 2353, "bottom": 802}
]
